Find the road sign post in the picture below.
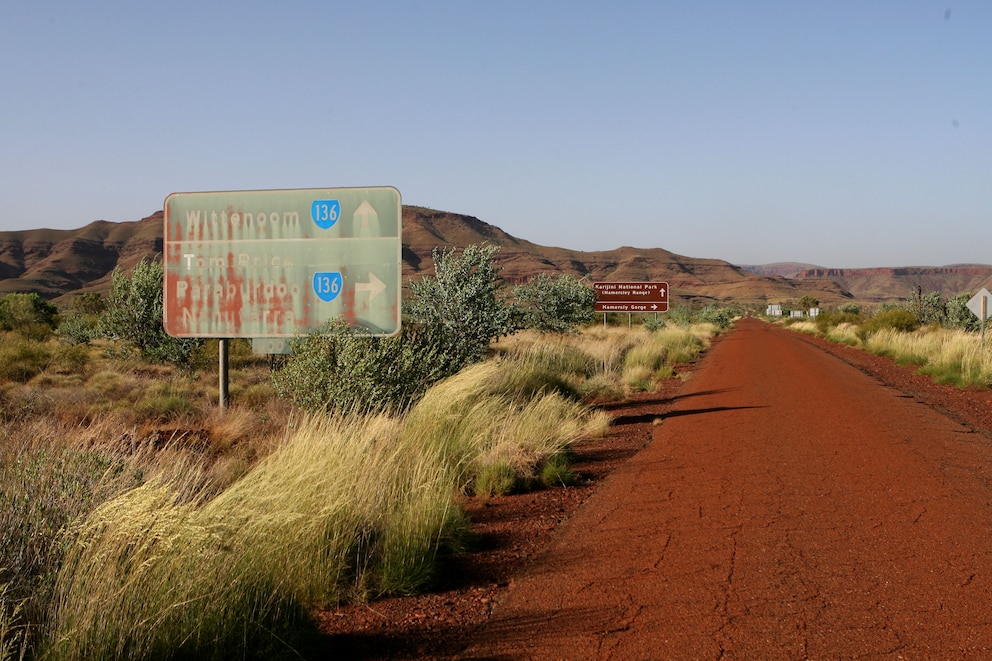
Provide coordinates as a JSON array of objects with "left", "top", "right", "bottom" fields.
[
  {"left": 967, "top": 288, "right": 992, "bottom": 347},
  {"left": 594, "top": 282, "right": 669, "bottom": 316},
  {"left": 164, "top": 187, "right": 402, "bottom": 408},
  {"left": 164, "top": 187, "right": 402, "bottom": 339}
]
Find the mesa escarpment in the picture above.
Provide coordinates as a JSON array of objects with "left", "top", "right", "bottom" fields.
[
  {"left": 1, "top": 206, "right": 988, "bottom": 306},
  {"left": 790, "top": 265, "right": 992, "bottom": 302}
]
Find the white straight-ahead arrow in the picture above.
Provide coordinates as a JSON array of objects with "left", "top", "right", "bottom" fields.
[
  {"left": 354, "top": 200, "right": 377, "bottom": 230},
  {"left": 356, "top": 272, "right": 386, "bottom": 301}
]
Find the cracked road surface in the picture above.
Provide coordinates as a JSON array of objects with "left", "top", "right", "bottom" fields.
[{"left": 458, "top": 319, "right": 992, "bottom": 659}]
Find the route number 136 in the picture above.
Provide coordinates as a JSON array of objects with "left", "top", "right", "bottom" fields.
[{"left": 313, "top": 272, "right": 343, "bottom": 302}]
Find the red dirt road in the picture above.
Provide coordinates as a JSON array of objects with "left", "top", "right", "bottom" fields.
[{"left": 459, "top": 319, "right": 992, "bottom": 660}]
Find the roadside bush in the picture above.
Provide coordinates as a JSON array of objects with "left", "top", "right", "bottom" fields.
[
  {"left": 100, "top": 258, "right": 203, "bottom": 369},
  {"left": 539, "top": 452, "right": 577, "bottom": 488},
  {"left": 516, "top": 341, "right": 598, "bottom": 381},
  {"left": 858, "top": 308, "right": 919, "bottom": 339},
  {"left": 912, "top": 291, "right": 947, "bottom": 326},
  {"left": 947, "top": 293, "right": 980, "bottom": 332},
  {"left": 695, "top": 304, "right": 740, "bottom": 329},
  {"left": 56, "top": 314, "right": 100, "bottom": 346},
  {"left": 825, "top": 322, "right": 861, "bottom": 346},
  {"left": 510, "top": 273, "right": 597, "bottom": 333},
  {"left": 273, "top": 321, "right": 454, "bottom": 414},
  {"left": 0, "top": 293, "right": 59, "bottom": 340},
  {"left": 623, "top": 326, "right": 704, "bottom": 386},
  {"left": 665, "top": 304, "right": 694, "bottom": 326},
  {"left": 404, "top": 244, "right": 515, "bottom": 367}
]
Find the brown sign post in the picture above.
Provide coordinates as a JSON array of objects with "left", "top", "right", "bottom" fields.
[{"left": 593, "top": 282, "right": 669, "bottom": 313}]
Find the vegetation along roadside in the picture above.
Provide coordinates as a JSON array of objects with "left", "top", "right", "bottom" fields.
[
  {"left": 0, "top": 244, "right": 731, "bottom": 660},
  {"left": 780, "top": 293, "right": 992, "bottom": 389}
]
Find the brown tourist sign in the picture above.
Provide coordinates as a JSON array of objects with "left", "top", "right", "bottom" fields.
[{"left": 593, "top": 282, "right": 669, "bottom": 313}]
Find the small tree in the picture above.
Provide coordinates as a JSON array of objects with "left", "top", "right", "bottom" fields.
[
  {"left": 798, "top": 295, "right": 819, "bottom": 312},
  {"left": 0, "top": 292, "right": 60, "bottom": 341},
  {"left": 947, "top": 293, "right": 980, "bottom": 332},
  {"left": 511, "top": 273, "right": 596, "bottom": 333},
  {"left": 100, "top": 258, "right": 203, "bottom": 367},
  {"left": 57, "top": 292, "right": 107, "bottom": 346},
  {"left": 914, "top": 291, "right": 947, "bottom": 326},
  {"left": 404, "top": 244, "right": 515, "bottom": 367}
]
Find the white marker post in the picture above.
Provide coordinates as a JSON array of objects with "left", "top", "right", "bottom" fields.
[{"left": 967, "top": 288, "right": 992, "bottom": 347}]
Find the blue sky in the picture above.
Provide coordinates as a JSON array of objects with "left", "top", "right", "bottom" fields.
[{"left": 1, "top": 1, "right": 988, "bottom": 268}]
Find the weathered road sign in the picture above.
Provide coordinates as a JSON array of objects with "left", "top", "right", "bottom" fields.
[
  {"left": 164, "top": 187, "right": 401, "bottom": 338},
  {"left": 967, "top": 288, "right": 992, "bottom": 321},
  {"left": 594, "top": 281, "right": 669, "bottom": 313}
]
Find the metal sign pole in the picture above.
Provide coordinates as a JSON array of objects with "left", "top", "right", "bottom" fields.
[
  {"left": 982, "top": 296, "right": 989, "bottom": 349},
  {"left": 219, "top": 338, "right": 229, "bottom": 410}
]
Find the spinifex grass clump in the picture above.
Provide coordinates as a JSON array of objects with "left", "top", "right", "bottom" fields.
[
  {"left": 622, "top": 326, "right": 706, "bottom": 389},
  {"left": 825, "top": 322, "right": 860, "bottom": 346},
  {"left": 865, "top": 326, "right": 992, "bottom": 388},
  {"left": 0, "top": 431, "right": 144, "bottom": 640},
  {"left": 403, "top": 361, "right": 609, "bottom": 495},
  {"left": 43, "top": 414, "right": 462, "bottom": 661}
]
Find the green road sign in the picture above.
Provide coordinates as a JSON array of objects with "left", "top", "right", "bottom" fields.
[{"left": 164, "top": 187, "right": 401, "bottom": 338}]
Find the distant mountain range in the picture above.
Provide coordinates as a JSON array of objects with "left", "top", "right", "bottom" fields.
[{"left": 2, "top": 207, "right": 990, "bottom": 308}]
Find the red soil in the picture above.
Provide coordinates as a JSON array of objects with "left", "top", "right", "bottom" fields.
[{"left": 317, "top": 320, "right": 992, "bottom": 659}]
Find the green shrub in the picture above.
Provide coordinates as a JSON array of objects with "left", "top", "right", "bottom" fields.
[
  {"left": 947, "top": 293, "right": 980, "bottom": 332},
  {"left": 57, "top": 313, "right": 101, "bottom": 346},
  {"left": 0, "top": 293, "right": 58, "bottom": 336},
  {"left": 100, "top": 258, "right": 203, "bottom": 369},
  {"left": 695, "top": 304, "right": 740, "bottom": 329},
  {"left": 273, "top": 321, "right": 454, "bottom": 414},
  {"left": 404, "top": 244, "right": 515, "bottom": 368},
  {"left": 859, "top": 308, "right": 919, "bottom": 338},
  {"left": 510, "top": 273, "right": 597, "bottom": 333},
  {"left": 643, "top": 315, "right": 664, "bottom": 331}
]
